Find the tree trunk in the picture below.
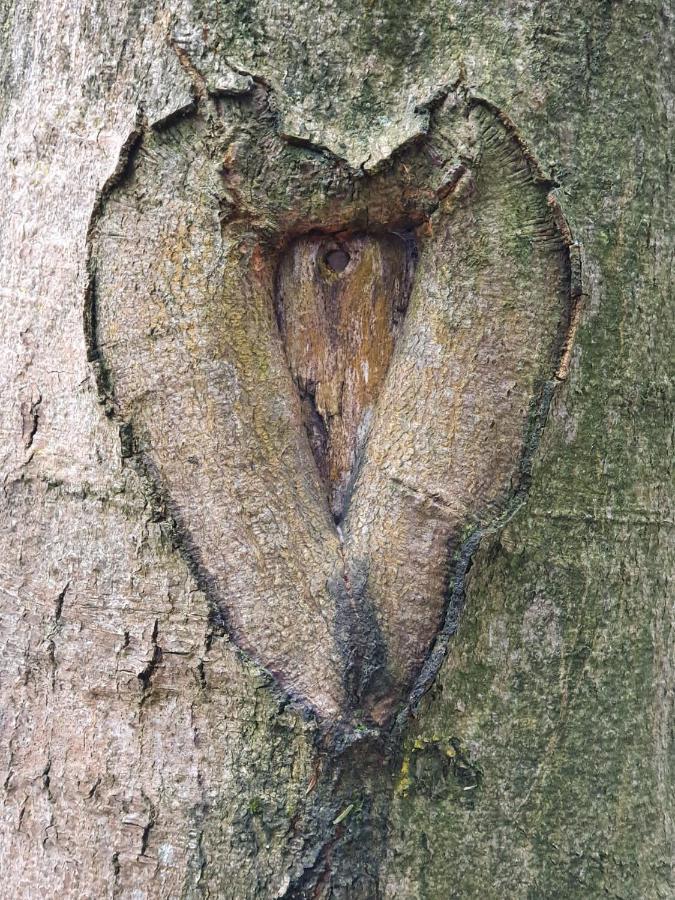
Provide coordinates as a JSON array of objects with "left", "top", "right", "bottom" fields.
[{"left": 0, "top": 2, "right": 672, "bottom": 898}]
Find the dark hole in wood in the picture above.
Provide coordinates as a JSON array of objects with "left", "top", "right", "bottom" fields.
[{"left": 324, "top": 249, "right": 350, "bottom": 272}]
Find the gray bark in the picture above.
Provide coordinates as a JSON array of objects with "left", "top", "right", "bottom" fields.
[{"left": 0, "top": 2, "right": 672, "bottom": 898}]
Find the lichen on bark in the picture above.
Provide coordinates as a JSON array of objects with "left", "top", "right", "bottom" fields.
[{"left": 0, "top": 1, "right": 672, "bottom": 899}]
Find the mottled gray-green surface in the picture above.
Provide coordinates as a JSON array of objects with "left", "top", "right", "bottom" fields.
[{"left": 0, "top": 1, "right": 672, "bottom": 898}]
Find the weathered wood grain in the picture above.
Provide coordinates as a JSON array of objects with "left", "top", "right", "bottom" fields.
[{"left": 275, "top": 231, "right": 414, "bottom": 520}]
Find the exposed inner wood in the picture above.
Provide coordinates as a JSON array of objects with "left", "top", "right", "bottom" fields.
[{"left": 275, "top": 232, "right": 415, "bottom": 522}]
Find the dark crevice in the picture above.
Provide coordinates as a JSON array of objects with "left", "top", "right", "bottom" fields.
[
  {"left": 139, "top": 815, "right": 154, "bottom": 857},
  {"left": 324, "top": 248, "right": 350, "bottom": 272},
  {"left": 21, "top": 392, "right": 41, "bottom": 450},
  {"left": 54, "top": 582, "right": 68, "bottom": 625},
  {"left": 137, "top": 619, "right": 162, "bottom": 703}
]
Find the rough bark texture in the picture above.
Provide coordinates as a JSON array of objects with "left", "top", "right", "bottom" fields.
[
  {"left": 88, "top": 88, "right": 571, "bottom": 726},
  {"left": 0, "top": 2, "right": 672, "bottom": 899}
]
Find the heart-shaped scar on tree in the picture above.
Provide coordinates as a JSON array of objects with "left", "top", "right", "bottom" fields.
[{"left": 87, "top": 89, "right": 577, "bottom": 727}]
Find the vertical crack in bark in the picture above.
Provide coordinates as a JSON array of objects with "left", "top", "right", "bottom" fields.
[
  {"left": 111, "top": 852, "right": 121, "bottom": 896},
  {"left": 20, "top": 389, "right": 41, "bottom": 451},
  {"left": 137, "top": 619, "right": 162, "bottom": 704},
  {"left": 53, "top": 582, "right": 68, "bottom": 625},
  {"left": 138, "top": 792, "right": 157, "bottom": 858}
]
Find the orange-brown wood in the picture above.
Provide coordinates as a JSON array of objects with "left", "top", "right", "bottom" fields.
[{"left": 275, "top": 233, "right": 414, "bottom": 520}]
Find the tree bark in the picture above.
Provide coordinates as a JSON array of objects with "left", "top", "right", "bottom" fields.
[{"left": 0, "top": 2, "right": 672, "bottom": 899}]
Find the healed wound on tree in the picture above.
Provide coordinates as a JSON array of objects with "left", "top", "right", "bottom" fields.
[{"left": 90, "top": 92, "right": 573, "bottom": 727}]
